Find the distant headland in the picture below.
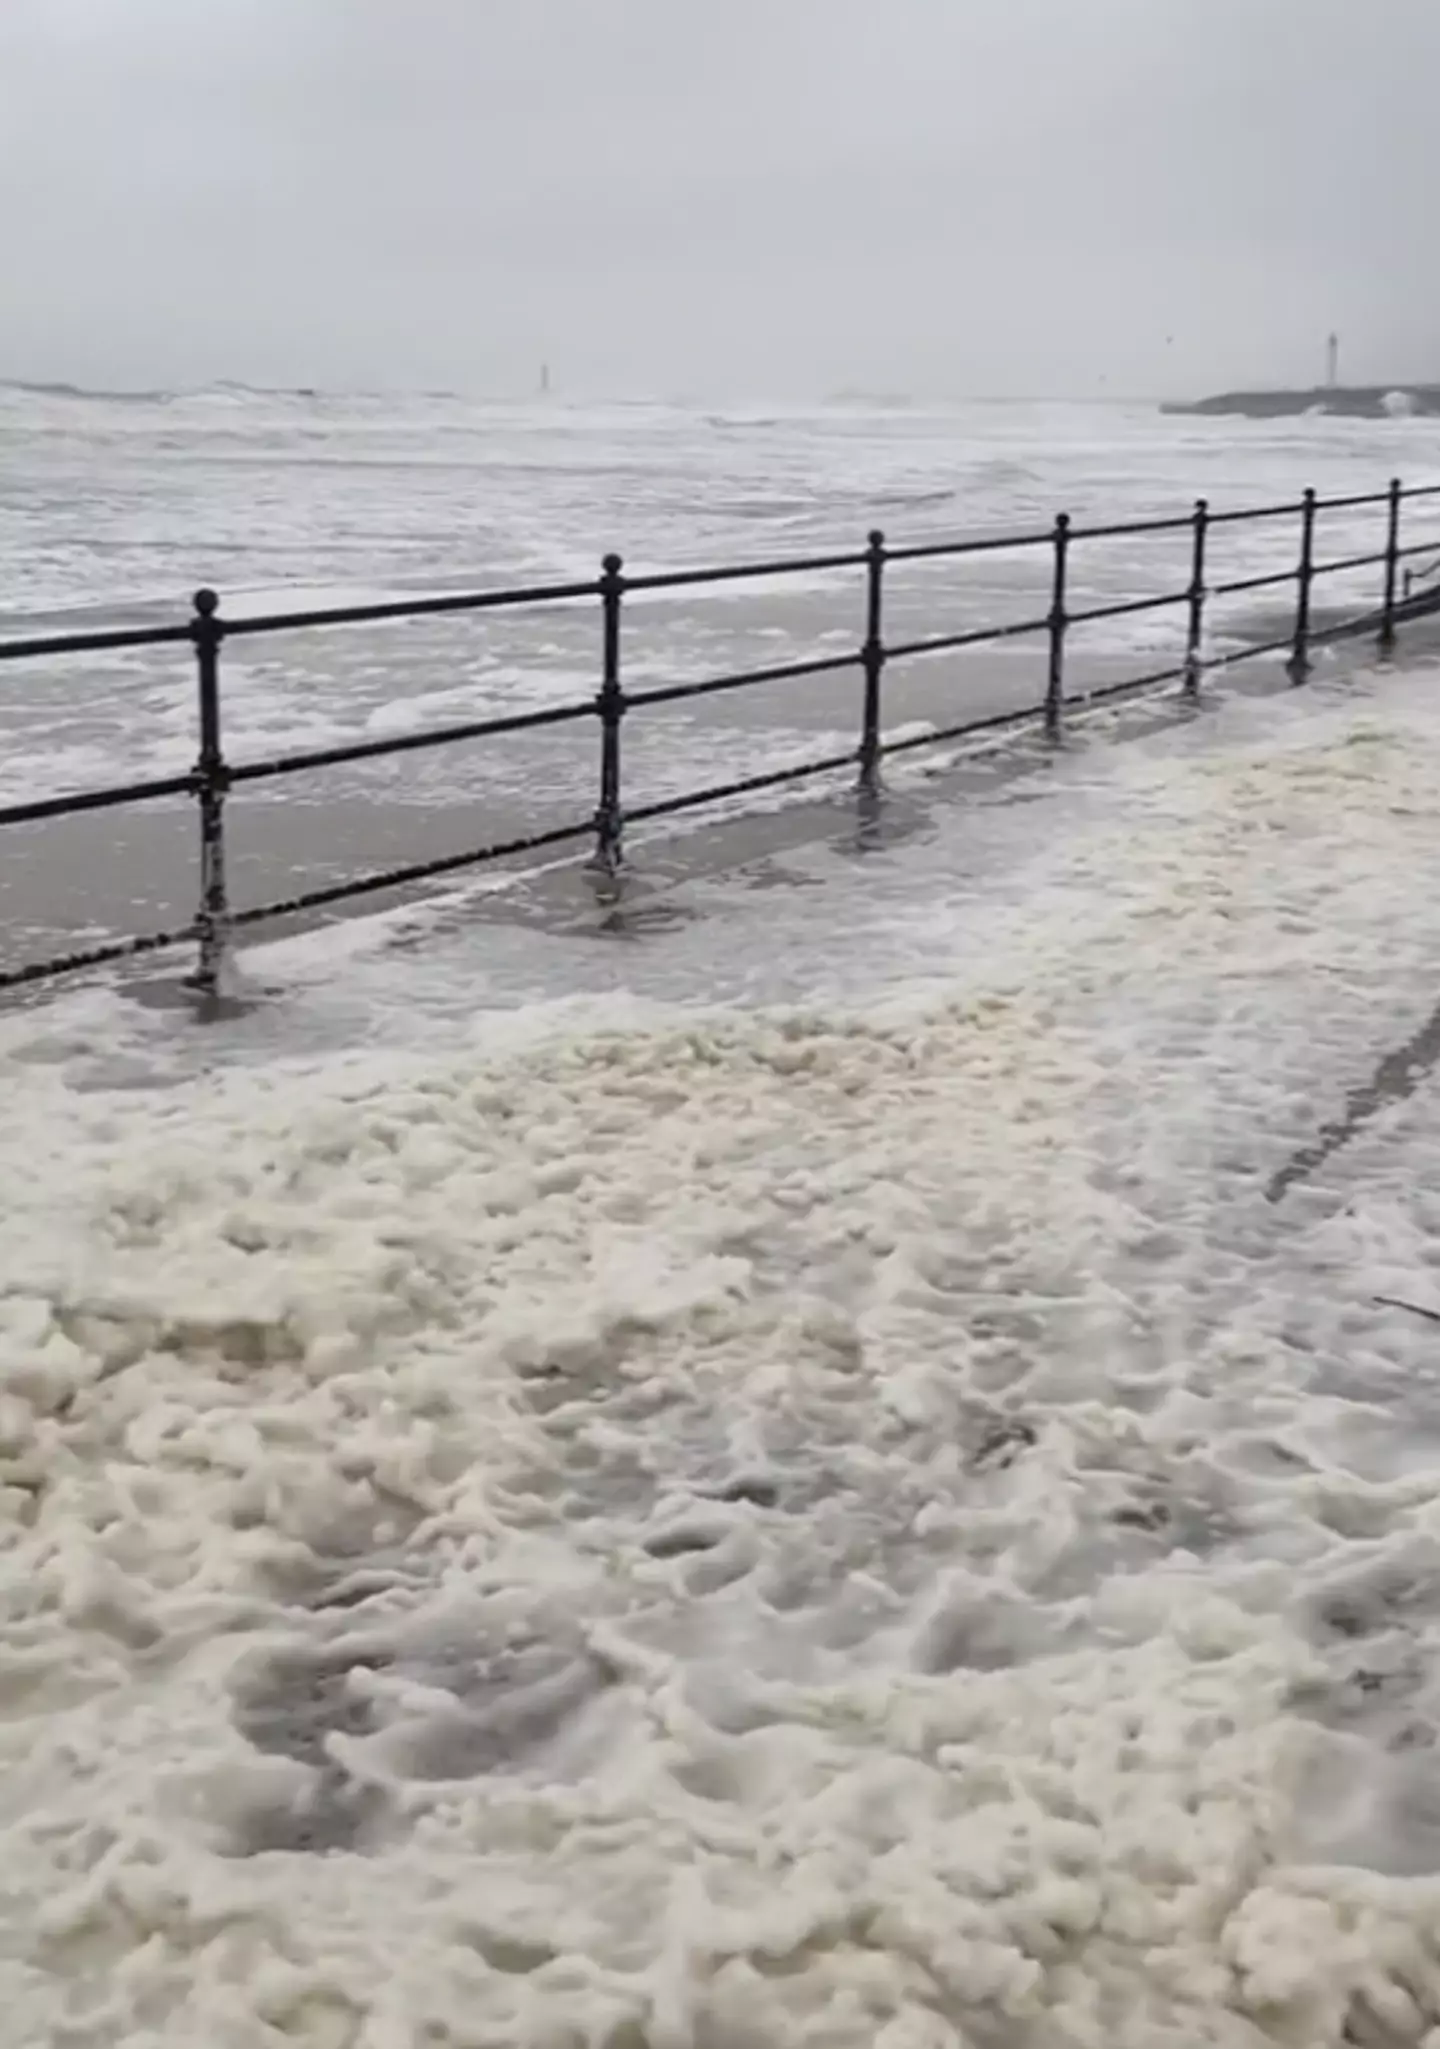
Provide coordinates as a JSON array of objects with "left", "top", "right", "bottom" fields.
[{"left": 1162, "top": 385, "right": 1440, "bottom": 421}]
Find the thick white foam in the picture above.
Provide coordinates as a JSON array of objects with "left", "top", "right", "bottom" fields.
[{"left": 10, "top": 671, "right": 1440, "bottom": 2042}]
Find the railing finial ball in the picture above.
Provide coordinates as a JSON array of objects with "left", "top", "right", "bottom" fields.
[{"left": 193, "top": 588, "right": 219, "bottom": 617}]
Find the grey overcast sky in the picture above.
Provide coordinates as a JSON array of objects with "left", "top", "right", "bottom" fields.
[{"left": 0, "top": 0, "right": 1435, "bottom": 401}]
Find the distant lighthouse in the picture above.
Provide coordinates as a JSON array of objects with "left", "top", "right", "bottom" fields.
[{"left": 1326, "top": 332, "right": 1339, "bottom": 389}]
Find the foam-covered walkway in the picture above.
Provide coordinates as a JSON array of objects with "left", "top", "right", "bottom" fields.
[{"left": 7, "top": 666, "right": 1440, "bottom": 2045}]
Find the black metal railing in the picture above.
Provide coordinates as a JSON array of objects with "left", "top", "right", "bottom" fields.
[{"left": 3, "top": 475, "right": 1439, "bottom": 998}]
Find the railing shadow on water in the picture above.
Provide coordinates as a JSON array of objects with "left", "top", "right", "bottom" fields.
[{"left": 2, "top": 477, "right": 1438, "bottom": 999}]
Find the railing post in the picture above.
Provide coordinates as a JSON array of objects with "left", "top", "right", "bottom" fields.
[
  {"left": 1183, "top": 497, "right": 1209, "bottom": 700},
  {"left": 1379, "top": 476, "right": 1402, "bottom": 657},
  {"left": 187, "top": 587, "right": 230, "bottom": 995},
  {"left": 858, "top": 528, "right": 886, "bottom": 793},
  {"left": 1044, "top": 512, "right": 1070, "bottom": 738},
  {"left": 590, "top": 553, "right": 625, "bottom": 880},
  {"left": 1288, "top": 487, "right": 1317, "bottom": 683}
]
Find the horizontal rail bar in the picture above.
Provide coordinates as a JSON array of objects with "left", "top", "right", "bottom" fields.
[
  {"left": 625, "top": 749, "right": 860, "bottom": 825},
  {"left": 0, "top": 920, "right": 198, "bottom": 993},
  {"left": 219, "top": 575, "right": 601, "bottom": 637},
  {"left": 1396, "top": 536, "right": 1440, "bottom": 560},
  {"left": 1064, "top": 660, "right": 1189, "bottom": 705},
  {"left": 878, "top": 661, "right": 1193, "bottom": 765},
  {"left": 1309, "top": 600, "right": 1394, "bottom": 644},
  {"left": 1362, "top": 571, "right": 1428, "bottom": 621},
  {"left": 228, "top": 818, "right": 594, "bottom": 926},
  {"left": 875, "top": 623, "right": 1304, "bottom": 771},
  {"left": 891, "top": 489, "right": 1396, "bottom": 565},
  {"left": 225, "top": 699, "right": 595, "bottom": 786},
  {"left": 887, "top": 625, "right": 1303, "bottom": 765},
  {"left": 882, "top": 527, "right": 1054, "bottom": 564},
  {"left": 625, "top": 650, "right": 859, "bottom": 711},
  {"left": 0, "top": 820, "right": 599, "bottom": 988},
  {"left": 0, "top": 769, "right": 196, "bottom": 828},
  {"left": 1071, "top": 487, "right": 1393, "bottom": 540},
  {"left": 1312, "top": 548, "right": 1390, "bottom": 578},
  {"left": 1400, "top": 482, "right": 1440, "bottom": 501},
  {"left": 1066, "top": 512, "right": 1193, "bottom": 542},
  {"left": 1066, "top": 588, "right": 1189, "bottom": 627},
  {"left": 624, "top": 549, "right": 865, "bottom": 595},
  {"left": 887, "top": 613, "right": 1053, "bottom": 662},
  {"left": 1205, "top": 500, "right": 1306, "bottom": 528},
  {"left": 1198, "top": 632, "right": 1296, "bottom": 671},
  {"left": 879, "top": 701, "right": 1046, "bottom": 756},
  {"left": 241, "top": 754, "right": 866, "bottom": 922},
  {"left": 229, "top": 582, "right": 599, "bottom": 636},
  {"left": 1210, "top": 566, "right": 1300, "bottom": 598},
  {"left": 0, "top": 620, "right": 193, "bottom": 663},
  {"left": 1312, "top": 488, "right": 1394, "bottom": 513}
]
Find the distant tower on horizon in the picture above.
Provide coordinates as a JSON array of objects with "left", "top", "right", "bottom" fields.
[
  {"left": 539, "top": 361, "right": 551, "bottom": 397},
  {"left": 1326, "top": 332, "right": 1340, "bottom": 389}
]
